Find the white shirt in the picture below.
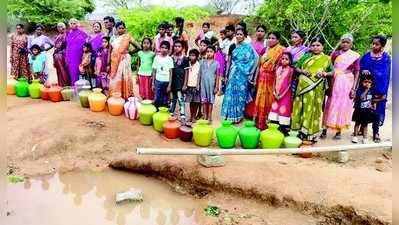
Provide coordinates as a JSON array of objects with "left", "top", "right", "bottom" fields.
[
  {"left": 186, "top": 61, "right": 200, "bottom": 87},
  {"left": 152, "top": 55, "right": 174, "bottom": 82}
]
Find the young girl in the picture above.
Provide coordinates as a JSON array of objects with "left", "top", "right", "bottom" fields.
[
  {"left": 199, "top": 45, "right": 220, "bottom": 122},
  {"left": 95, "top": 37, "right": 111, "bottom": 95},
  {"left": 199, "top": 39, "right": 210, "bottom": 60},
  {"left": 137, "top": 38, "right": 156, "bottom": 100},
  {"left": 29, "top": 44, "right": 47, "bottom": 84},
  {"left": 351, "top": 75, "right": 379, "bottom": 144},
  {"left": 79, "top": 43, "right": 93, "bottom": 86},
  {"left": 268, "top": 52, "right": 294, "bottom": 135},
  {"left": 183, "top": 49, "right": 201, "bottom": 123}
]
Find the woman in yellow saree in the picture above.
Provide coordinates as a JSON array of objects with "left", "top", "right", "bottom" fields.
[
  {"left": 109, "top": 21, "right": 141, "bottom": 99},
  {"left": 291, "top": 36, "right": 334, "bottom": 142}
]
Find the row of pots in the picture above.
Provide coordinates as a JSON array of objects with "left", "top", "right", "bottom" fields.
[
  {"left": 8, "top": 78, "right": 310, "bottom": 154},
  {"left": 137, "top": 100, "right": 306, "bottom": 150},
  {"left": 7, "top": 78, "right": 73, "bottom": 102}
]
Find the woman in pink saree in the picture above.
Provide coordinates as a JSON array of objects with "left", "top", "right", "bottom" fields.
[
  {"left": 66, "top": 18, "right": 89, "bottom": 85},
  {"left": 109, "top": 21, "right": 141, "bottom": 99},
  {"left": 88, "top": 22, "right": 104, "bottom": 57},
  {"left": 322, "top": 34, "right": 360, "bottom": 139}
]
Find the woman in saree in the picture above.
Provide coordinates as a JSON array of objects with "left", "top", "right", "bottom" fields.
[
  {"left": 221, "top": 28, "right": 258, "bottom": 123},
  {"left": 9, "top": 24, "right": 30, "bottom": 79},
  {"left": 322, "top": 33, "right": 360, "bottom": 139},
  {"left": 28, "top": 24, "right": 54, "bottom": 81},
  {"left": 286, "top": 30, "right": 309, "bottom": 64},
  {"left": 254, "top": 31, "right": 285, "bottom": 130},
  {"left": 251, "top": 25, "right": 267, "bottom": 56},
  {"left": 109, "top": 21, "right": 141, "bottom": 99},
  {"left": 360, "top": 35, "right": 391, "bottom": 142},
  {"left": 88, "top": 22, "right": 104, "bottom": 57},
  {"left": 66, "top": 18, "right": 89, "bottom": 85},
  {"left": 286, "top": 30, "right": 309, "bottom": 97},
  {"left": 291, "top": 36, "right": 334, "bottom": 142},
  {"left": 53, "top": 22, "right": 70, "bottom": 87}
]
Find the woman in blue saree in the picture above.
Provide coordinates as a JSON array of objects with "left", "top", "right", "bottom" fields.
[
  {"left": 221, "top": 28, "right": 258, "bottom": 123},
  {"left": 360, "top": 35, "right": 391, "bottom": 142}
]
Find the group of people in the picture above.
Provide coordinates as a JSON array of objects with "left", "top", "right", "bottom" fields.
[{"left": 9, "top": 16, "right": 391, "bottom": 144}]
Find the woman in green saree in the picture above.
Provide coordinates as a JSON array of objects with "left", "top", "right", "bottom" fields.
[{"left": 291, "top": 37, "right": 334, "bottom": 142}]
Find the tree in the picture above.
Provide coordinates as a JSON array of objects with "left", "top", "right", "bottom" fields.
[
  {"left": 7, "top": 0, "right": 95, "bottom": 27},
  {"left": 246, "top": 0, "right": 392, "bottom": 53},
  {"left": 209, "top": 0, "right": 241, "bottom": 15}
]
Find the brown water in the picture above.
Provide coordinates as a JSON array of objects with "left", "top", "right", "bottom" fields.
[{"left": 4, "top": 169, "right": 211, "bottom": 225}]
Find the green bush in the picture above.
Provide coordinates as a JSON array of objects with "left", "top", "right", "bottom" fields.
[
  {"left": 246, "top": 0, "right": 392, "bottom": 54},
  {"left": 118, "top": 6, "right": 212, "bottom": 71},
  {"left": 8, "top": 0, "right": 95, "bottom": 28}
]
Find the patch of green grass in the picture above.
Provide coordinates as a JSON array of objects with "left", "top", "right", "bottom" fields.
[{"left": 204, "top": 205, "right": 221, "bottom": 217}]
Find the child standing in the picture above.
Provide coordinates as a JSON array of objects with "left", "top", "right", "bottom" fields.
[
  {"left": 199, "top": 39, "right": 210, "bottom": 60},
  {"left": 183, "top": 49, "right": 201, "bottom": 123},
  {"left": 79, "top": 42, "right": 94, "bottom": 86},
  {"left": 195, "top": 22, "right": 216, "bottom": 47},
  {"left": 199, "top": 45, "right": 220, "bottom": 122},
  {"left": 153, "top": 23, "right": 173, "bottom": 55},
  {"left": 152, "top": 41, "right": 174, "bottom": 108},
  {"left": 29, "top": 44, "right": 47, "bottom": 84},
  {"left": 268, "top": 52, "right": 294, "bottom": 135},
  {"left": 137, "top": 38, "right": 156, "bottom": 100},
  {"left": 170, "top": 40, "right": 189, "bottom": 120},
  {"left": 94, "top": 37, "right": 111, "bottom": 95},
  {"left": 351, "top": 75, "right": 379, "bottom": 144}
]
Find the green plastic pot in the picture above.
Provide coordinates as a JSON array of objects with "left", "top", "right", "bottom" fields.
[
  {"left": 28, "top": 79, "right": 42, "bottom": 99},
  {"left": 284, "top": 131, "right": 302, "bottom": 148},
  {"left": 216, "top": 120, "right": 238, "bottom": 149},
  {"left": 138, "top": 100, "right": 157, "bottom": 125},
  {"left": 238, "top": 120, "right": 260, "bottom": 149},
  {"left": 152, "top": 107, "right": 170, "bottom": 132},
  {"left": 78, "top": 86, "right": 92, "bottom": 108},
  {"left": 193, "top": 120, "right": 214, "bottom": 147},
  {"left": 15, "top": 78, "right": 29, "bottom": 97},
  {"left": 260, "top": 123, "right": 284, "bottom": 149}
]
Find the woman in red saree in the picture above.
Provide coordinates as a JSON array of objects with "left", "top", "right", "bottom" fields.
[
  {"left": 254, "top": 32, "right": 285, "bottom": 130},
  {"left": 9, "top": 24, "right": 29, "bottom": 79},
  {"left": 53, "top": 22, "right": 70, "bottom": 87},
  {"left": 109, "top": 21, "right": 141, "bottom": 99}
]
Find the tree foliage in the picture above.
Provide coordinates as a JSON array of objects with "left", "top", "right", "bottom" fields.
[
  {"left": 118, "top": 6, "right": 211, "bottom": 70},
  {"left": 7, "top": 0, "right": 95, "bottom": 27},
  {"left": 246, "top": 0, "right": 392, "bottom": 54},
  {"left": 118, "top": 6, "right": 211, "bottom": 40}
]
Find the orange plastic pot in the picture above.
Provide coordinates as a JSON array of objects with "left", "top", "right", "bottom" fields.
[
  {"left": 48, "top": 85, "right": 63, "bottom": 102},
  {"left": 163, "top": 117, "right": 181, "bottom": 139},
  {"left": 40, "top": 86, "right": 51, "bottom": 101},
  {"left": 299, "top": 141, "right": 313, "bottom": 158}
]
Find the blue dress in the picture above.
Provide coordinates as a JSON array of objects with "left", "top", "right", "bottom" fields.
[
  {"left": 200, "top": 59, "right": 219, "bottom": 104},
  {"left": 360, "top": 51, "right": 391, "bottom": 126},
  {"left": 221, "top": 42, "right": 258, "bottom": 122}
]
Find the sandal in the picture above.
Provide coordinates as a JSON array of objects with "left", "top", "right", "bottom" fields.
[
  {"left": 373, "top": 134, "right": 381, "bottom": 143},
  {"left": 333, "top": 132, "right": 342, "bottom": 140},
  {"left": 320, "top": 129, "right": 327, "bottom": 139}
]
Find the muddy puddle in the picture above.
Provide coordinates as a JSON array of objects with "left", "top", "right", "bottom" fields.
[{"left": 4, "top": 169, "right": 211, "bottom": 225}]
